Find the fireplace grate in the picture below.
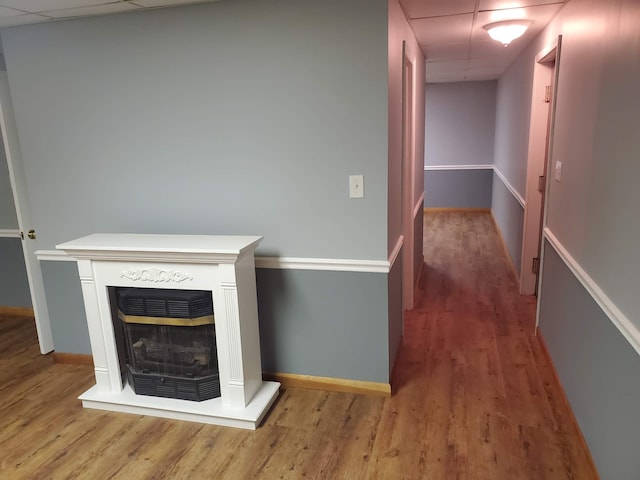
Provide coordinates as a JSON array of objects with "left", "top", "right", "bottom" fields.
[{"left": 127, "top": 366, "right": 220, "bottom": 402}]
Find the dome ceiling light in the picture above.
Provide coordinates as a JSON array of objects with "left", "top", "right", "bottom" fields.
[{"left": 483, "top": 20, "right": 532, "bottom": 46}]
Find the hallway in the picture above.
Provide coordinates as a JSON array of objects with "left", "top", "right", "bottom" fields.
[{"left": 366, "top": 211, "right": 598, "bottom": 478}]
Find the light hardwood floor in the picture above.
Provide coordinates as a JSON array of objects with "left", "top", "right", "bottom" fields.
[{"left": 0, "top": 212, "right": 598, "bottom": 479}]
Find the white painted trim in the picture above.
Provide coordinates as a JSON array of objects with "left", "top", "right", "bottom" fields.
[
  {"left": 493, "top": 167, "right": 526, "bottom": 208},
  {"left": 0, "top": 228, "right": 20, "bottom": 238},
  {"left": 37, "top": 249, "right": 394, "bottom": 273},
  {"left": 35, "top": 249, "right": 77, "bottom": 262},
  {"left": 413, "top": 192, "right": 425, "bottom": 218},
  {"left": 422, "top": 165, "right": 526, "bottom": 209},
  {"left": 543, "top": 228, "right": 640, "bottom": 356},
  {"left": 424, "top": 164, "right": 493, "bottom": 171},
  {"left": 255, "top": 256, "right": 390, "bottom": 273}
]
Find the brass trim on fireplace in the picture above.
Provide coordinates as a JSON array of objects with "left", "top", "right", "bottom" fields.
[{"left": 117, "top": 310, "right": 215, "bottom": 327}]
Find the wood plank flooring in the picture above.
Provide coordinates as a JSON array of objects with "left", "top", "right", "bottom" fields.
[{"left": 0, "top": 212, "right": 598, "bottom": 479}]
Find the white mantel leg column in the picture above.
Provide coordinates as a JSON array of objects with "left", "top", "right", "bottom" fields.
[
  {"left": 77, "top": 259, "right": 122, "bottom": 393},
  {"left": 214, "top": 256, "right": 263, "bottom": 408}
]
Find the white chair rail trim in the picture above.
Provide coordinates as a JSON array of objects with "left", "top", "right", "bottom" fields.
[
  {"left": 424, "top": 164, "right": 525, "bottom": 208},
  {"left": 0, "top": 228, "right": 21, "bottom": 238},
  {"left": 36, "top": 248, "right": 399, "bottom": 274},
  {"left": 543, "top": 227, "right": 640, "bottom": 357},
  {"left": 424, "top": 164, "right": 493, "bottom": 170}
]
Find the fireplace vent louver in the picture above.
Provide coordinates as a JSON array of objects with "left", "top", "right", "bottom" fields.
[{"left": 116, "top": 287, "right": 220, "bottom": 402}]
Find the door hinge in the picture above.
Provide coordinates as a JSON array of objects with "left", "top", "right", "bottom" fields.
[
  {"left": 538, "top": 175, "right": 545, "bottom": 193},
  {"left": 544, "top": 85, "right": 551, "bottom": 103},
  {"left": 532, "top": 257, "right": 540, "bottom": 274}
]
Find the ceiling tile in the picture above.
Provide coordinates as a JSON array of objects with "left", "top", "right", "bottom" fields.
[
  {"left": 400, "top": 0, "right": 476, "bottom": 19},
  {"left": 411, "top": 13, "right": 474, "bottom": 46},
  {"left": 0, "top": 0, "right": 110, "bottom": 12},
  {"left": 0, "top": 5, "right": 22, "bottom": 17},
  {"left": 44, "top": 2, "right": 141, "bottom": 18},
  {"left": 468, "top": 56, "right": 515, "bottom": 69},
  {"left": 470, "top": 39, "right": 525, "bottom": 57},
  {"left": 0, "top": 12, "right": 50, "bottom": 26},
  {"left": 424, "top": 42, "right": 469, "bottom": 61},
  {"left": 131, "top": 0, "right": 217, "bottom": 7},
  {"left": 426, "top": 59, "right": 469, "bottom": 74},
  {"left": 462, "top": 71, "right": 501, "bottom": 81},
  {"left": 479, "top": 0, "right": 564, "bottom": 11},
  {"left": 476, "top": 2, "right": 563, "bottom": 26},
  {"left": 427, "top": 74, "right": 465, "bottom": 83}
]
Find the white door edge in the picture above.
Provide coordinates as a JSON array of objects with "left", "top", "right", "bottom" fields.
[{"left": 0, "top": 72, "right": 54, "bottom": 353}]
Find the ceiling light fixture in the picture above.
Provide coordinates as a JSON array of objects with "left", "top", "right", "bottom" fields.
[{"left": 483, "top": 20, "right": 531, "bottom": 47}]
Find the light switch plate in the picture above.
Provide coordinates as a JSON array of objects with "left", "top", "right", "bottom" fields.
[
  {"left": 349, "top": 175, "right": 364, "bottom": 198},
  {"left": 554, "top": 161, "right": 562, "bottom": 182}
]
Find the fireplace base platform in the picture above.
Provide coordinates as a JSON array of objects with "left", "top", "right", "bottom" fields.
[{"left": 79, "top": 381, "right": 280, "bottom": 430}]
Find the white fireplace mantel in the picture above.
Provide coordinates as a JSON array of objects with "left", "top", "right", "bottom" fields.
[{"left": 57, "top": 233, "right": 280, "bottom": 430}]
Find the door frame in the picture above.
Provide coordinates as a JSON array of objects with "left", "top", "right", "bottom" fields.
[
  {"left": 401, "top": 42, "right": 416, "bottom": 311},
  {"left": 0, "top": 72, "right": 54, "bottom": 353},
  {"left": 520, "top": 36, "right": 562, "bottom": 295}
]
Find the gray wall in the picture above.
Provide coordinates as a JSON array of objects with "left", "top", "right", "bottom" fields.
[
  {"left": 0, "top": 0, "right": 406, "bottom": 384},
  {"left": 541, "top": 0, "right": 640, "bottom": 328},
  {"left": 387, "top": 248, "right": 403, "bottom": 374},
  {"left": 42, "top": 261, "right": 392, "bottom": 383},
  {"left": 40, "top": 261, "right": 89, "bottom": 353},
  {"left": 387, "top": 0, "right": 425, "bottom": 376},
  {"left": 496, "top": 0, "right": 640, "bottom": 476},
  {"left": 0, "top": 136, "right": 17, "bottom": 229},
  {"left": 0, "top": 86, "right": 30, "bottom": 308},
  {"left": 539, "top": 244, "right": 640, "bottom": 480},
  {"left": 424, "top": 81, "right": 496, "bottom": 208},
  {"left": 425, "top": 81, "right": 497, "bottom": 167},
  {"left": 0, "top": 237, "right": 31, "bottom": 307},
  {"left": 1, "top": 0, "right": 388, "bottom": 261},
  {"left": 491, "top": 173, "right": 523, "bottom": 275},
  {"left": 424, "top": 169, "right": 492, "bottom": 208},
  {"left": 257, "top": 267, "right": 390, "bottom": 383}
]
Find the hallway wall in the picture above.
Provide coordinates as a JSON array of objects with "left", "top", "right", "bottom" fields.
[
  {"left": 424, "top": 81, "right": 495, "bottom": 208},
  {"left": 388, "top": 0, "right": 425, "bottom": 368},
  {"left": 497, "top": 0, "right": 640, "bottom": 476},
  {"left": 0, "top": 0, "right": 394, "bottom": 383}
]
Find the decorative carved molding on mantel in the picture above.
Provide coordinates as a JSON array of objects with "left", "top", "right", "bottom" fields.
[{"left": 120, "top": 268, "right": 193, "bottom": 283}]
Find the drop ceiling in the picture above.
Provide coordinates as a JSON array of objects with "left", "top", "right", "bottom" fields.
[
  {"left": 0, "top": 0, "right": 218, "bottom": 27},
  {"left": 399, "top": 0, "right": 566, "bottom": 83},
  {"left": 0, "top": 0, "right": 566, "bottom": 84}
]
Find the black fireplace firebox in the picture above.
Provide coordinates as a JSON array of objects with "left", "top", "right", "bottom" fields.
[{"left": 116, "top": 287, "right": 221, "bottom": 402}]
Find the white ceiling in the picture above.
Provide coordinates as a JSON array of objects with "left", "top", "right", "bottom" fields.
[
  {"left": 399, "top": 0, "right": 566, "bottom": 83},
  {"left": 0, "top": 0, "right": 565, "bottom": 84},
  {"left": 0, "top": 0, "right": 218, "bottom": 27}
]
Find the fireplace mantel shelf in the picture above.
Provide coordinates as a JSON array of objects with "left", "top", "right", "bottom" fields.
[
  {"left": 57, "top": 233, "right": 263, "bottom": 263},
  {"left": 57, "top": 233, "right": 279, "bottom": 430}
]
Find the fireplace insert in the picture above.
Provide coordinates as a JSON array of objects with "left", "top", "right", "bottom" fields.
[{"left": 116, "top": 287, "right": 220, "bottom": 402}]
